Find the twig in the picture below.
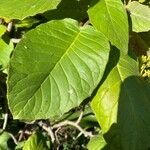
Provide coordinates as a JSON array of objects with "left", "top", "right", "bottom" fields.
[
  {"left": 2, "top": 113, "right": 8, "bottom": 130},
  {"left": 0, "top": 19, "right": 2, "bottom": 24},
  {"left": 54, "top": 127, "right": 61, "bottom": 144},
  {"left": 38, "top": 121, "right": 55, "bottom": 143},
  {"left": 8, "top": 133, "right": 18, "bottom": 145},
  {"left": 52, "top": 120, "right": 93, "bottom": 138},
  {"left": 11, "top": 38, "right": 21, "bottom": 43},
  {"left": 83, "top": 20, "right": 90, "bottom": 26},
  {"left": 18, "top": 130, "right": 24, "bottom": 142},
  {"left": 76, "top": 111, "right": 83, "bottom": 125},
  {"left": 7, "top": 22, "right": 13, "bottom": 32}
]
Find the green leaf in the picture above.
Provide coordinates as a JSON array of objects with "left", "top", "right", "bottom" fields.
[
  {"left": 88, "top": 0, "right": 128, "bottom": 54},
  {"left": 0, "top": 131, "right": 11, "bottom": 150},
  {"left": 127, "top": 1, "right": 150, "bottom": 32},
  {"left": 87, "top": 134, "right": 107, "bottom": 150},
  {"left": 0, "top": 25, "right": 6, "bottom": 36},
  {"left": 91, "top": 51, "right": 139, "bottom": 133},
  {"left": 0, "top": 0, "right": 61, "bottom": 20},
  {"left": 23, "top": 132, "right": 49, "bottom": 150},
  {"left": 0, "top": 36, "right": 14, "bottom": 70},
  {"left": 8, "top": 19, "right": 110, "bottom": 120},
  {"left": 117, "top": 76, "right": 150, "bottom": 150}
]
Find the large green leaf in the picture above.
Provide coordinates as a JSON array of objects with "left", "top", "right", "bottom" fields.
[
  {"left": 23, "top": 132, "right": 49, "bottom": 150},
  {"left": 8, "top": 19, "right": 110, "bottom": 120},
  {"left": 91, "top": 52, "right": 139, "bottom": 133},
  {"left": 0, "top": 35, "right": 14, "bottom": 70},
  {"left": 117, "top": 76, "right": 150, "bottom": 150},
  {"left": 0, "top": 0, "right": 61, "bottom": 20},
  {"left": 88, "top": 0, "right": 128, "bottom": 54},
  {"left": 127, "top": 1, "right": 150, "bottom": 32}
]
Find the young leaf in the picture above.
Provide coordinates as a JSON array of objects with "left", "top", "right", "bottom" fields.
[
  {"left": 88, "top": 0, "right": 128, "bottom": 54},
  {"left": 0, "top": 0, "right": 61, "bottom": 20},
  {"left": 91, "top": 53, "right": 139, "bottom": 133},
  {"left": 7, "top": 19, "right": 110, "bottom": 120},
  {"left": 127, "top": 1, "right": 150, "bottom": 32},
  {"left": 23, "top": 132, "right": 49, "bottom": 150}
]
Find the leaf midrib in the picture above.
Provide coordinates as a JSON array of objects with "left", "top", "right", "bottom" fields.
[{"left": 16, "top": 28, "right": 81, "bottom": 117}]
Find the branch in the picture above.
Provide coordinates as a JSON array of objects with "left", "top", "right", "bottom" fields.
[
  {"left": 7, "top": 22, "right": 13, "bottom": 32},
  {"left": 52, "top": 120, "right": 93, "bottom": 138},
  {"left": 76, "top": 111, "right": 83, "bottom": 125},
  {"left": 11, "top": 38, "right": 21, "bottom": 43},
  {"left": 8, "top": 133, "right": 18, "bottom": 145},
  {"left": 38, "top": 121, "right": 55, "bottom": 143},
  {"left": 2, "top": 113, "right": 8, "bottom": 130}
]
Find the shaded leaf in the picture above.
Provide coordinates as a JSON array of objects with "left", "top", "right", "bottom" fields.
[
  {"left": 118, "top": 76, "right": 150, "bottom": 150},
  {"left": 43, "top": 0, "right": 91, "bottom": 21},
  {"left": 88, "top": 0, "right": 128, "bottom": 54},
  {"left": 8, "top": 19, "right": 110, "bottom": 120},
  {"left": 127, "top": 1, "right": 150, "bottom": 32},
  {"left": 0, "top": 0, "right": 61, "bottom": 20}
]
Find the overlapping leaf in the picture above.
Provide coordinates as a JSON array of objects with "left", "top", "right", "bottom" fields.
[
  {"left": 7, "top": 19, "right": 110, "bottom": 120},
  {"left": 0, "top": 34, "right": 13, "bottom": 70},
  {"left": 117, "top": 76, "right": 150, "bottom": 150},
  {"left": 87, "top": 134, "right": 107, "bottom": 150},
  {"left": 0, "top": 0, "right": 61, "bottom": 20},
  {"left": 88, "top": 0, "right": 128, "bottom": 54},
  {"left": 91, "top": 53, "right": 138, "bottom": 133},
  {"left": 23, "top": 132, "right": 49, "bottom": 150},
  {"left": 127, "top": 1, "right": 150, "bottom": 32},
  {"left": 91, "top": 51, "right": 150, "bottom": 149},
  {"left": 0, "top": 25, "right": 6, "bottom": 36}
]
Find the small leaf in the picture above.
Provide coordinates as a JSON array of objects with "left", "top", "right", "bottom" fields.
[
  {"left": 0, "top": 0, "right": 61, "bottom": 20},
  {"left": 23, "top": 132, "right": 49, "bottom": 150},
  {"left": 8, "top": 19, "right": 110, "bottom": 120},
  {"left": 0, "top": 25, "right": 6, "bottom": 36},
  {"left": 91, "top": 52, "right": 138, "bottom": 133},
  {"left": 127, "top": 1, "right": 150, "bottom": 32},
  {"left": 0, "top": 36, "right": 14, "bottom": 70},
  {"left": 87, "top": 134, "right": 107, "bottom": 150},
  {"left": 88, "top": 0, "right": 128, "bottom": 54},
  {"left": 0, "top": 131, "right": 11, "bottom": 150}
]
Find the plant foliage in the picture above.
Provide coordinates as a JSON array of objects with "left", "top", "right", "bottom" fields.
[{"left": 0, "top": 0, "right": 150, "bottom": 149}]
